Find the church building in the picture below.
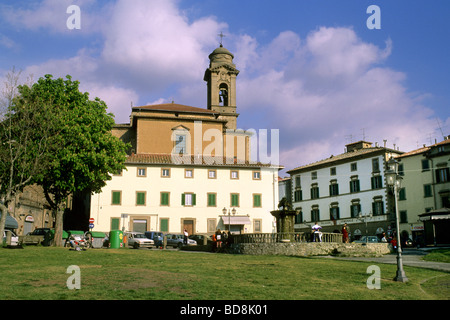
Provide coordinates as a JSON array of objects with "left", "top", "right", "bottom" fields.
[{"left": 90, "top": 44, "right": 281, "bottom": 236}]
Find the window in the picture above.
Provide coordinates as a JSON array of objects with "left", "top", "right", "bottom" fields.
[
  {"left": 182, "top": 193, "right": 196, "bottom": 206},
  {"left": 253, "top": 171, "right": 261, "bottom": 180},
  {"left": 294, "top": 190, "right": 302, "bottom": 202},
  {"left": 311, "top": 171, "right": 317, "bottom": 180},
  {"left": 398, "top": 163, "right": 405, "bottom": 176},
  {"left": 399, "top": 188, "right": 406, "bottom": 201},
  {"left": 310, "top": 184, "right": 319, "bottom": 199},
  {"left": 295, "top": 176, "right": 301, "bottom": 188},
  {"left": 253, "top": 194, "right": 262, "bottom": 207},
  {"left": 350, "top": 177, "right": 360, "bottom": 193},
  {"left": 161, "top": 168, "right": 170, "bottom": 178},
  {"left": 350, "top": 202, "right": 361, "bottom": 218},
  {"left": 330, "top": 167, "right": 336, "bottom": 176},
  {"left": 175, "top": 134, "right": 187, "bottom": 154},
  {"left": 207, "top": 219, "right": 217, "bottom": 233},
  {"left": 351, "top": 163, "right": 357, "bottom": 171},
  {"left": 160, "top": 192, "right": 170, "bottom": 206},
  {"left": 424, "top": 184, "right": 433, "bottom": 198},
  {"left": 295, "top": 208, "right": 303, "bottom": 224},
  {"left": 372, "top": 199, "right": 384, "bottom": 216},
  {"left": 230, "top": 170, "right": 239, "bottom": 179},
  {"left": 136, "top": 191, "right": 146, "bottom": 206},
  {"left": 311, "top": 206, "right": 320, "bottom": 222},
  {"left": 330, "top": 205, "right": 340, "bottom": 221},
  {"left": 160, "top": 218, "right": 169, "bottom": 232},
  {"left": 422, "top": 159, "right": 430, "bottom": 171},
  {"left": 185, "top": 169, "right": 193, "bottom": 178},
  {"left": 208, "top": 169, "right": 217, "bottom": 179},
  {"left": 329, "top": 180, "right": 339, "bottom": 196},
  {"left": 137, "top": 168, "right": 146, "bottom": 177},
  {"left": 400, "top": 211, "right": 408, "bottom": 223},
  {"left": 207, "top": 193, "right": 217, "bottom": 207},
  {"left": 111, "top": 191, "right": 121, "bottom": 205},
  {"left": 231, "top": 193, "right": 240, "bottom": 207},
  {"left": 436, "top": 168, "right": 449, "bottom": 183},
  {"left": 372, "top": 158, "right": 380, "bottom": 172},
  {"left": 371, "top": 175, "right": 383, "bottom": 189},
  {"left": 253, "top": 219, "right": 262, "bottom": 233},
  {"left": 111, "top": 218, "right": 120, "bottom": 230}
]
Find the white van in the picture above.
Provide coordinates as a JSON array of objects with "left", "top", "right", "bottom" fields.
[{"left": 2, "top": 229, "right": 20, "bottom": 247}]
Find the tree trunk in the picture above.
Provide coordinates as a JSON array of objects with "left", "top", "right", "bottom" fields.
[{"left": 53, "top": 207, "right": 64, "bottom": 247}]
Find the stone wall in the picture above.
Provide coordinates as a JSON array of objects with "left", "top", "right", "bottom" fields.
[{"left": 237, "top": 242, "right": 392, "bottom": 257}]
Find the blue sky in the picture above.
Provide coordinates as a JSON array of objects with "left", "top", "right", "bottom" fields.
[{"left": 1, "top": 0, "right": 449, "bottom": 173}]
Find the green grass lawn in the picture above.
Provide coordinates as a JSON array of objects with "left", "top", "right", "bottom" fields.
[
  {"left": 0, "top": 246, "right": 448, "bottom": 300},
  {"left": 422, "top": 248, "right": 450, "bottom": 263}
]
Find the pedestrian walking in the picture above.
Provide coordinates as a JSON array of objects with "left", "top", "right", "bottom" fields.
[
  {"left": 342, "top": 223, "right": 349, "bottom": 243},
  {"left": 312, "top": 222, "right": 322, "bottom": 242}
]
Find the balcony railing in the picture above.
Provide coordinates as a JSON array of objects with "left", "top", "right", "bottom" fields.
[{"left": 233, "top": 232, "right": 343, "bottom": 244}]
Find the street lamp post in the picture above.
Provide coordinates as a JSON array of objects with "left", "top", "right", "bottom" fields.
[
  {"left": 386, "top": 157, "right": 409, "bottom": 283},
  {"left": 222, "top": 207, "right": 236, "bottom": 234}
]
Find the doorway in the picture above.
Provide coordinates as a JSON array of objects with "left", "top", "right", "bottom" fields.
[{"left": 182, "top": 219, "right": 195, "bottom": 236}]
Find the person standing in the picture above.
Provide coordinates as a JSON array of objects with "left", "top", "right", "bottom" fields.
[
  {"left": 183, "top": 229, "right": 188, "bottom": 245},
  {"left": 312, "top": 222, "right": 322, "bottom": 242},
  {"left": 342, "top": 223, "right": 349, "bottom": 243}
]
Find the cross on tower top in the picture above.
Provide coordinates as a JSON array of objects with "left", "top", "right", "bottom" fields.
[{"left": 218, "top": 32, "right": 226, "bottom": 47}]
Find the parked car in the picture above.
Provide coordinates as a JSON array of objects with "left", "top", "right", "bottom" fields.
[
  {"left": 353, "top": 236, "right": 379, "bottom": 243},
  {"left": 2, "top": 230, "right": 20, "bottom": 247},
  {"left": 188, "top": 234, "right": 212, "bottom": 245},
  {"left": 144, "top": 231, "right": 164, "bottom": 248},
  {"left": 165, "top": 233, "right": 197, "bottom": 248},
  {"left": 125, "top": 232, "right": 154, "bottom": 249},
  {"left": 22, "top": 228, "right": 51, "bottom": 245}
]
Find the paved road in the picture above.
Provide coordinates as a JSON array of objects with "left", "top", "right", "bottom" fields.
[{"left": 320, "top": 247, "right": 450, "bottom": 272}]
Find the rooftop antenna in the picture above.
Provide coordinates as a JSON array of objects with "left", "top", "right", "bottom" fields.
[
  {"left": 218, "top": 32, "right": 226, "bottom": 47},
  {"left": 436, "top": 118, "right": 445, "bottom": 140}
]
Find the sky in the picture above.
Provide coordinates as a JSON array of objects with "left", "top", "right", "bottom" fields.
[{"left": 1, "top": 0, "right": 449, "bottom": 175}]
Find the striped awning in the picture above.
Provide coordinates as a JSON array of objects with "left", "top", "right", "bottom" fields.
[{"left": 221, "top": 215, "right": 251, "bottom": 225}]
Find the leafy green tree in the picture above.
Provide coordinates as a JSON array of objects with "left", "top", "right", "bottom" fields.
[
  {"left": 0, "top": 69, "right": 55, "bottom": 241},
  {"left": 23, "top": 75, "right": 129, "bottom": 246}
]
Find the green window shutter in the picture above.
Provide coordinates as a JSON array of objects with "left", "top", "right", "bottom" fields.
[
  {"left": 208, "top": 194, "right": 216, "bottom": 206},
  {"left": 160, "top": 219, "right": 168, "bottom": 232},
  {"left": 137, "top": 192, "right": 145, "bottom": 205},
  {"left": 181, "top": 193, "right": 185, "bottom": 206},
  {"left": 192, "top": 194, "right": 196, "bottom": 206},
  {"left": 161, "top": 193, "right": 169, "bottom": 206},
  {"left": 111, "top": 218, "right": 120, "bottom": 230},
  {"left": 253, "top": 194, "right": 261, "bottom": 207},
  {"left": 112, "top": 191, "right": 121, "bottom": 205},
  {"left": 231, "top": 194, "right": 239, "bottom": 207}
]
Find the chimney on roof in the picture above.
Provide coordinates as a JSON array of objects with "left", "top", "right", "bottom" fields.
[{"left": 345, "top": 141, "right": 373, "bottom": 153}]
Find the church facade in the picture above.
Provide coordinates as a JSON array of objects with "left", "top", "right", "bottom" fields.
[{"left": 90, "top": 45, "right": 281, "bottom": 235}]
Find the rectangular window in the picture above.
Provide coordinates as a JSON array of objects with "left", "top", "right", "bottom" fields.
[
  {"left": 230, "top": 170, "right": 239, "bottom": 179},
  {"left": 424, "top": 184, "right": 432, "bottom": 198},
  {"left": 111, "top": 218, "right": 120, "bottom": 230},
  {"left": 161, "top": 168, "right": 170, "bottom": 178},
  {"left": 207, "top": 193, "right": 217, "bottom": 207},
  {"left": 400, "top": 211, "right": 408, "bottom": 223},
  {"left": 160, "top": 192, "right": 170, "bottom": 206},
  {"left": 252, "top": 171, "right": 261, "bottom": 180},
  {"left": 371, "top": 175, "right": 383, "bottom": 189},
  {"left": 436, "top": 168, "right": 449, "bottom": 183},
  {"left": 295, "top": 176, "right": 301, "bottom": 187},
  {"left": 330, "top": 206, "right": 340, "bottom": 220},
  {"left": 399, "top": 188, "right": 406, "bottom": 201},
  {"left": 207, "top": 219, "right": 217, "bottom": 233},
  {"left": 136, "top": 191, "right": 146, "bottom": 206},
  {"left": 111, "top": 191, "right": 121, "bottom": 205},
  {"left": 253, "top": 219, "right": 262, "bottom": 233},
  {"left": 182, "top": 193, "right": 196, "bottom": 206},
  {"left": 350, "top": 203, "right": 361, "bottom": 218},
  {"left": 231, "top": 193, "right": 240, "bottom": 207},
  {"left": 330, "top": 167, "right": 336, "bottom": 176},
  {"left": 372, "top": 200, "right": 384, "bottom": 216},
  {"left": 329, "top": 181, "right": 339, "bottom": 196},
  {"left": 160, "top": 218, "right": 169, "bottom": 232},
  {"left": 208, "top": 169, "right": 217, "bottom": 179},
  {"left": 185, "top": 169, "right": 193, "bottom": 178},
  {"left": 310, "top": 184, "right": 319, "bottom": 199},
  {"left": 350, "top": 178, "right": 360, "bottom": 193},
  {"left": 351, "top": 163, "right": 357, "bottom": 171},
  {"left": 175, "top": 134, "right": 187, "bottom": 154},
  {"left": 294, "top": 190, "right": 302, "bottom": 202},
  {"left": 311, "top": 207, "right": 320, "bottom": 222},
  {"left": 422, "top": 159, "right": 430, "bottom": 171},
  {"left": 137, "top": 168, "right": 146, "bottom": 177},
  {"left": 372, "top": 158, "right": 380, "bottom": 172},
  {"left": 253, "top": 194, "right": 262, "bottom": 207},
  {"left": 295, "top": 209, "right": 303, "bottom": 224},
  {"left": 311, "top": 171, "right": 317, "bottom": 180}
]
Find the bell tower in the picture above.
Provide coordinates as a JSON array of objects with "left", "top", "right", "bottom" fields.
[{"left": 204, "top": 41, "right": 240, "bottom": 130}]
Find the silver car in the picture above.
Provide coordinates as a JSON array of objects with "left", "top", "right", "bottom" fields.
[
  {"left": 125, "top": 232, "right": 154, "bottom": 249},
  {"left": 165, "top": 233, "right": 197, "bottom": 248}
]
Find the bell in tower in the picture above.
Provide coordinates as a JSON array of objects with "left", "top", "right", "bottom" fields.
[{"left": 204, "top": 36, "right": 240, "bottom": 130}]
